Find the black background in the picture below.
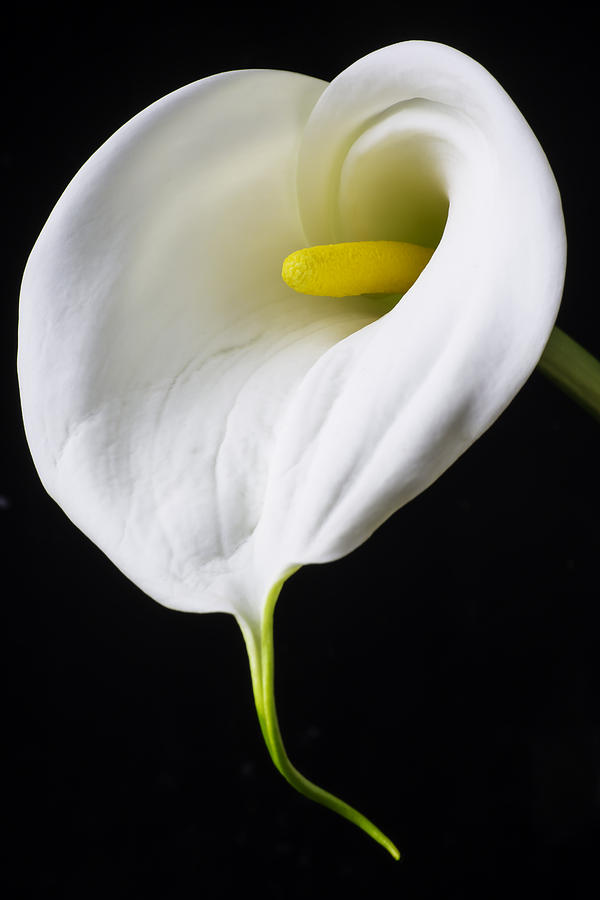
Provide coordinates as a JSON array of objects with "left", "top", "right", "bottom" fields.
[{"left": 2, "top": 4, "right": 599, "bottom": 898}]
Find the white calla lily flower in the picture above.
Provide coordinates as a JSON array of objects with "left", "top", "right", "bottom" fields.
[{"left": 18, "top": 41, "right": 566, "bottom": 856}]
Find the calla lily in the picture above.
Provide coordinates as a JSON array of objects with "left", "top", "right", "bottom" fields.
[{"left": 18, "top": 41, "right": 567, "bottom": 856}]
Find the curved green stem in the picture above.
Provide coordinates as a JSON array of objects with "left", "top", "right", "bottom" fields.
[
  {"left": 239, "top": 575, "right": 400, "bottom": 860},
  {"left": 538, "top": 327, "right": 600, "bottom": 421}
]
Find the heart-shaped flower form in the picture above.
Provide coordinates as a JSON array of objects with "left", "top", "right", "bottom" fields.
[{"left": 18, "top": 41, "right": 566, "bottom": 855}]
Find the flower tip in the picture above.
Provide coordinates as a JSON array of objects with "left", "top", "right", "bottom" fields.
[{"left": 281, "top": 248, "right": 312, "bottom": 294}]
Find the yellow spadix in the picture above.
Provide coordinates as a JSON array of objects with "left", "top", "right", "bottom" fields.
[{"left": 282, "top": 240, "right": 434, "bottom": 297}]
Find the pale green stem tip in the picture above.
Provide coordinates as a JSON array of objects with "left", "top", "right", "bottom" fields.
[
  {"left": 239, "top": 576, "right": 400, "bottom": 861},
  {"left": 538, "top": 326, "right": 600, "bottom": 421}
]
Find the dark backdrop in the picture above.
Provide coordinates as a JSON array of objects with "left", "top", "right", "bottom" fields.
[{"left": 2, "top": 4, "right": 598, "bottom": 898}]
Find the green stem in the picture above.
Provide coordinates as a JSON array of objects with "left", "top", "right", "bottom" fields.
[
  {"left": 239, "top": 576, "right": 400, "bottom": 861},
  {"left": 538, "top": 327, "right": 600, "bottom": 421}
]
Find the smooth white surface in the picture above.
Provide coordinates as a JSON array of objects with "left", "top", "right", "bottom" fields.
[{"left": 18, "top": 43, "right": 566, "bottom": 628}]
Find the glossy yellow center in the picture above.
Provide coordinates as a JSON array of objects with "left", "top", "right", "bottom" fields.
[{"left": 281, "top": 240, "right": 433, "bottom": 297}]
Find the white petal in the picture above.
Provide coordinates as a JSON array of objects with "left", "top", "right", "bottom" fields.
[
  {"left": 250, "top": 41, "right": 566, "bottom": 576},
  {"left": 19, "top": 43, "right": 566, "bottom": 630}
]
